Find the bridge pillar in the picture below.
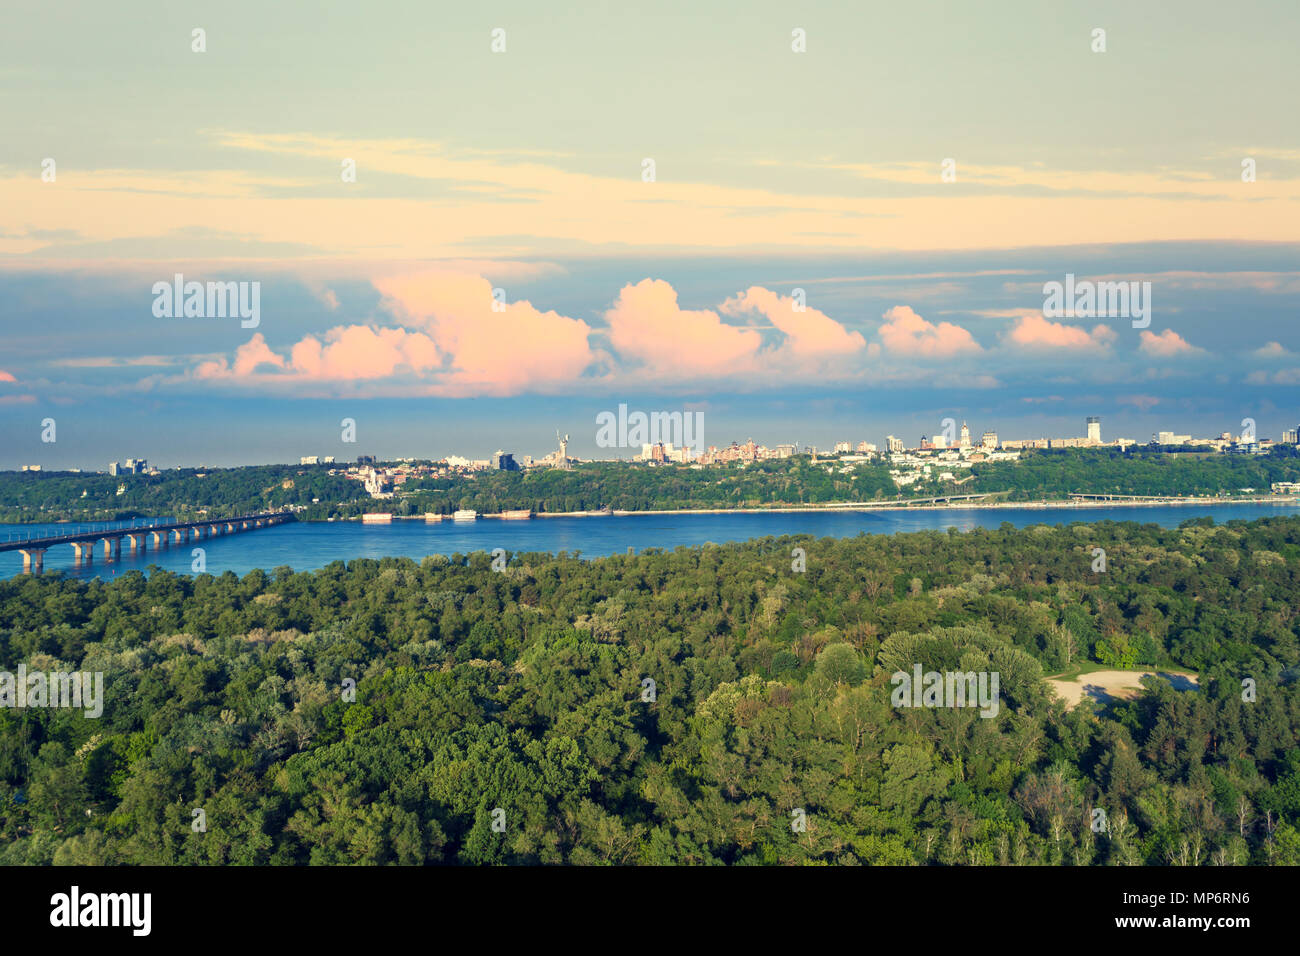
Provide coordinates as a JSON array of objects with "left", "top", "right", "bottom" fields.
[
  {"left": 18, "top": 549, "right": 45, "bottom": 574},
  {"left": 172, "top": 528, "right": 188, "bottom": 545},
  {"left": 101, "top": 536, "right": 121, "bottom": 560},
  {"left": 71, "top": 542, "right": 94, "bottom": 565},
  {"left": 126, "top": 533, "right": 146, "bottom": 554},
  {"left": 151, "top": 531, "right": 169, "bottom": 549}
]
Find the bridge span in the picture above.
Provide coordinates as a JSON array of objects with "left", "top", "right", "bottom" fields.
[{"left": 0, "top": 511, "right": 295, "bottom": 573}]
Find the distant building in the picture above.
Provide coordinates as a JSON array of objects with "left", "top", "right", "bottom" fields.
[
  {"left": 20, "top": 464, "right": 41, "bottom": 472},
  {"left": 490, "top": 450, "right": 520, "bottom": 471},
  {"left": 886, "top": 435, "right": 904, "bottom": 453},
  {"left": 980, "top": 431, "right": 998, "bottom": 450},
  {"left": 1087, "top": 416, "right": 1102, "bottom": 444},
  {"left": 300, "top": 456, "right": 320, "bottom": 465},
  {"left": 834, "top": 441, "right": 851, "bottom": 454},
  {"left": 959, "top": 422, "right": 971, "bottom": 449},
  {"left": 357, "top": 455, "right": 377, "bottom": 465},
  {"left": 1283, "top": 428, "right": 1298, "bottom": 445},
  {"left": 108, "top": 462, "right": 121, "bottom": 476}
]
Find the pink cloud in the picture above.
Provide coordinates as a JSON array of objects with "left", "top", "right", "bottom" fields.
[
  {"left": 1005, "top": 314, "right": 1114, "bottom": 349},
  {"left": 877, "top": 306, "right": 980, "bottom": 356},
  {"left": 0, "top": 394, "right": 36, "bottom": 404},
  {"left": 193, "top": 327, "right": 438, "bottom": 383},
  {"left": 1139, "top": 328, "right": 1200, "bottom": 356},
  {"left": 605, "top": 278, "right": 761, "bottom": 376},
  {"left": 289, "top": 326, "right": 439, "bottom": 380},
  {"left": 193, "top": 272, "right": 597, "bottom": 396},
  {"left": 376, "top": 272, "right": 593, "bottom": 394},
  {"left": 0, "top": 370, "right": 16, "bottom": 383},
  {"left": 195, "top": 334, "right": 285, "bottom": 379},
  {"left": 719, "top": 286, "right": 866, "bottom": 357},
  {"left": 1118, "top": 394, "right": 1162, "bottom": 410}
]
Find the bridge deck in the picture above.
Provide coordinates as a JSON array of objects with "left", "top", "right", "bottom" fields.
[{"left": 0, "top": 512, "right": 293, "bottom": 552}]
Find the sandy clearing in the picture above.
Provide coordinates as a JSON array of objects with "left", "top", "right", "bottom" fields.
[{"left": 1047, "top": 669, "right": 1199, "bottom": 708}]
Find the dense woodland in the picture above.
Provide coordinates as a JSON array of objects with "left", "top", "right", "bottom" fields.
[
  {"left": 2, "top": 447, "right": 1298, "bottom": 524},
  {"left": 2, "top": 515, "right": 1299, "bottom": 865},
  {"left": 961, "top": 446, "right": 1300, "bottom": 501}
]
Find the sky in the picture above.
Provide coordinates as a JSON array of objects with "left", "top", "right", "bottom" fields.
[{"left": 1, "top": 1, "right": 1298, "bottom": 468}]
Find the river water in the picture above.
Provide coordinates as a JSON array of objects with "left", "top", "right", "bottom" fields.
[{"left": 3, "top": 502, "right": 1298, "bottom": 580}]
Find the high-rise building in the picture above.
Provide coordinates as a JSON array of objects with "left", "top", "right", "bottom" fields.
[
  {"left": 886, "top": 435, "right": 904, "bottom": 453},
  {"left": 1283, "top": 427, "right": 1299, "bottom": 445},
  {"left": 108, "top": 462, "right": 121, "bottom": 476},
  {"left": 981, "top": 431, "right": 998, "bottom": 450},
  {"left": 1087, "top": 416, "right": 1101, "bottom": 443},
  {"left": 490, "top": 451, "right": 519, "bottom": 471}
]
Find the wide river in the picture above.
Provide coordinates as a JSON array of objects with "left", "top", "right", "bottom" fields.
[{"left": 3, "top": 502, "right": 1299, "bottom": 581}]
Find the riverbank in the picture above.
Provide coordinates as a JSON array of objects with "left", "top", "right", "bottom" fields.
[{"left": 345, "top": 496, "right": 1300, "bottom": 520}]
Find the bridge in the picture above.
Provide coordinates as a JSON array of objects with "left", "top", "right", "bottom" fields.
[
  {"left": 0, "top": 511, "right": 295, "bottom": 573},
  {"left": 898, "top": 493, "right": 994, "bottom": 506}
]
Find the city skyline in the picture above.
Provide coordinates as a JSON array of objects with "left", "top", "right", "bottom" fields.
[{"left": 12, "top": 411, "right": 1299, "bottom": 475}]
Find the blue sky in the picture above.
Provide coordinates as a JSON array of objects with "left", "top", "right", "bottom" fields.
[{"left": 1, "top": 2, "right": 1298, "bottom": 467}]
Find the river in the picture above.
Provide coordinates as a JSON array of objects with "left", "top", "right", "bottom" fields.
[{"left": 3, "top": 501, "right": 1299, "bottom": 580}]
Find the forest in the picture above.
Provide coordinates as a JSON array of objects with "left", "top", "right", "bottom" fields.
[{"left": 1, "top": 514, "right": 1298, "bottom": 865}]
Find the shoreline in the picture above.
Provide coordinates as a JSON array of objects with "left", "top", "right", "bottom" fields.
[{"left": 351, "top": 495, "right": 1300, "bottom": 520}]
